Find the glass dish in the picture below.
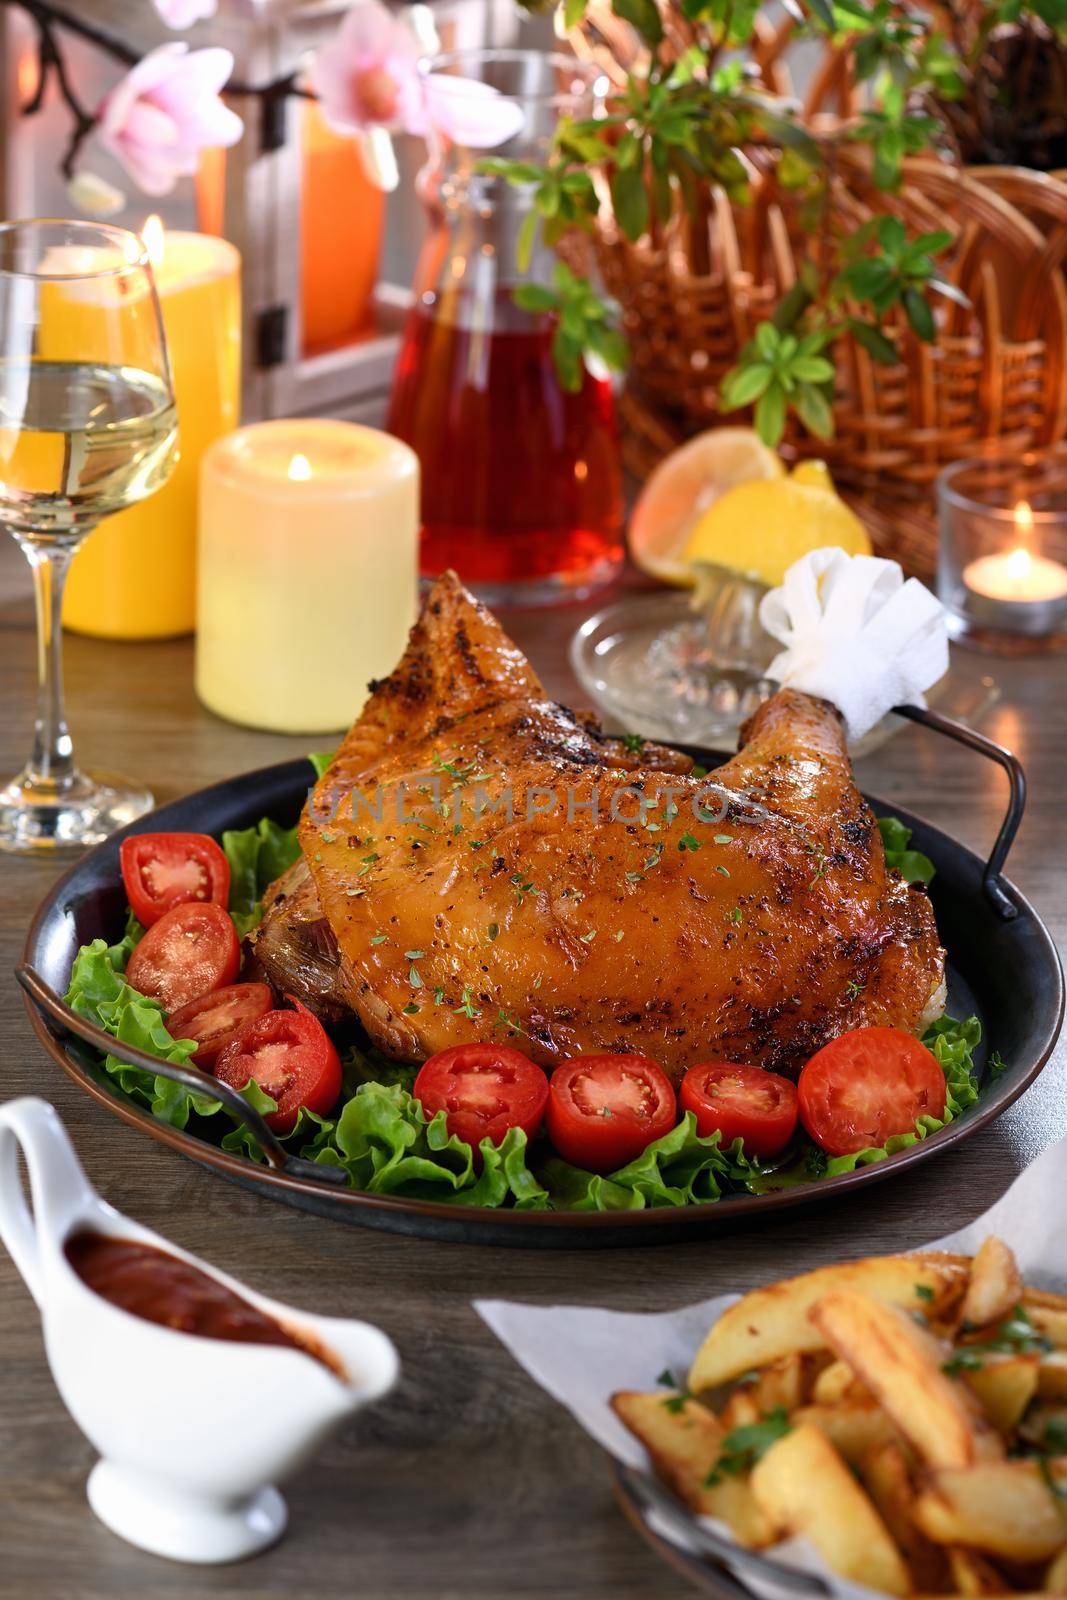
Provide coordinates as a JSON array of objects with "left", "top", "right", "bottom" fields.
[{"left": 570, "top": 589, "right": 998, "bottom": 756}]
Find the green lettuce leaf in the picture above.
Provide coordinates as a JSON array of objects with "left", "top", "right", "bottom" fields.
[
  {"left": 222, "top": 816, "right": 302, "bottom": 936},
  {"left": 325, "top": 1081, "right": 550, "bottom": 1208},
  {"left": 877, "top": 815, "right": 936, "bottom": 886},
  {"left": 308, "top": 750, "right": 337, "bottom": 779},
  {"left": 537, "top": 1114, "right": 755, "bottom": 1212},
  {"left": 63, "top": 934, "right": 218, "bottom": 1129}
]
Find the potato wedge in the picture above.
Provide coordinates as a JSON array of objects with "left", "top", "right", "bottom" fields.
[
  {"left": 793, "top": 1401, "right": 900, "bottom": 1466},
  {"left": 689, "top": 1257, "right": 968, "bottom": 1393},
  {"left": 611, "top": 1391, "right": 774, "bottom": 1547},
  {"left": 960, "top": 1239, "right": 1025, "bottom": 1333},
  {"left": 750, "top": 1423, "right": 913, "bottom": 1596},
  {"left": 1025, "top": 1290, "right": 1067, "bottom": 1314},
  {"left": 813, "top": 1358, "right": 868, "bottom": 1406},
  {"left": 914, "top": 1460, "right": 1067, "bottom": 1563},
  {"left": 1044, "top": 1545, "right": 1067, "bottom": 1593},
  {"left": 947, "top": 1545, "right": 1012, "bottom": 1596},
  {"left": 719, "top": 1387, "right": 763, "bottom": 1431},
  {"left": 861, "top": 1438, "right": 948, "bottom": 1593},
  {"left": 964, "top": 1354, "right": 1041, "bottom": 1433},
  {"left": 810, "top": 1290, "right": 1002, "bottom": 1469},
  {"left": 1039, "top": 1356, "right": 1067, "bottom": 1401},
  {"left": 1028, "top": 1309, "right": 1067, "bottom": 1351}
]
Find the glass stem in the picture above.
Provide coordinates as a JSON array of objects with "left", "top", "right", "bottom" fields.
[{"left": 24, "top": 540, "right": 77, "bottom": 792}]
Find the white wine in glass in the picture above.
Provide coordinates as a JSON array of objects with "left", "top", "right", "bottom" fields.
[{"left": 0, "top": 221, "right": 178, "bottom": 853}]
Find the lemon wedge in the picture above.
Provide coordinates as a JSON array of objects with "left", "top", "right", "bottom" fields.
[
  {"left": 628, "top": 427, "right": 785, "bottom": 587},
  {"left": 682, "top": 460, "right": 872, "bottom": 587}
]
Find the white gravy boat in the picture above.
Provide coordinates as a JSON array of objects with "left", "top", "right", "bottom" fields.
[{"left": 0, "top": 1096, "right": 399, "bottom": 1564}]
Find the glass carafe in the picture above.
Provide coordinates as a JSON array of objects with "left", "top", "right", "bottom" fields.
[{"left": 386, "top": 50, "right": 624, "bottom": 607}]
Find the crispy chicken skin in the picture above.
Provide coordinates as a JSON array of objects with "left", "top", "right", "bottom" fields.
[{"left": 280, "top": 572, "right": 945, "bottom": 1080}]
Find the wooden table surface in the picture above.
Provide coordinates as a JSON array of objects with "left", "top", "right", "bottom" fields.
[{"left": 1, "top": 536, "right": 1065, "bottom": 1600}]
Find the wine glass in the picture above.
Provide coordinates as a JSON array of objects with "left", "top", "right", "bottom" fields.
[{"left": 0, "top": 220, "right": 178, "bottom": 854}]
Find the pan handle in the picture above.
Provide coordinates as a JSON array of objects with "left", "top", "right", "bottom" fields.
[
  {"left": 15, "top": 966, "right": 349, "bottom": 1188},
  {"left": 890, "top": 704, "right": 1026, "bottom": 923}
]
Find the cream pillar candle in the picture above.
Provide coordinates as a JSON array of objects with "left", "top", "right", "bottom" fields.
[{"left": 196, "top": 420, "right": 419, "bottom": 733}]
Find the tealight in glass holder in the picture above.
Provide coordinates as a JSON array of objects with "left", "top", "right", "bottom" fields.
[{"left": 938, "top": 450, "right": 1067, "bottom": 653}]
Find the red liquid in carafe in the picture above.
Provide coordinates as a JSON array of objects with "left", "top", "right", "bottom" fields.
[{"left": 386, "top": 292, "right": 624, "bottom": 595}]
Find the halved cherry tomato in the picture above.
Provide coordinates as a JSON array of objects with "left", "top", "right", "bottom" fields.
[
  {"left": 214, "top": 1008, "right": 342, "bottom": 1132},
  {"left": 545, "top": 1054, "right": 676, "bottom": 1174},
  {"left": 797, "top": 1026, "right": 947, "bottom": 1157},
  {"left": 168, "top": 983, "right": 273, "bottom": 1067},
  {"left": 126, "top": 902, "right": 240, "bottom": 1013},
  {"left": 680, "top": 1062, "right": 798, "bottom": 1158},
  {"left": 414, "top": 1044, "right": 549, "bottom": 1156},
  {"left": 120, "top": 832, "right": 230, "bottom": 928}
]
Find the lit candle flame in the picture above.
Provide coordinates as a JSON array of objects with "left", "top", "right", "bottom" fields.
[
  {"left": 1014, "top": 499, "right": 1034, "bottom": 540},
  {"left": 288, "top": 453, "right": 312, "bottom": 481},
  {"left": 141, "top": 214, "right": 165, "bottom": 270},
  {"left": 1005, "top": 545, "right": 1033, "bottom": 582}
]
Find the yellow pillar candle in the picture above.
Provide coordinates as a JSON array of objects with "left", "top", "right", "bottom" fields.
[
  {"left": 196, "top": 420, "right": 419, "bottom": 733},
  {"left": 62, "top": 219, "right": 240, "bottom": 640}
]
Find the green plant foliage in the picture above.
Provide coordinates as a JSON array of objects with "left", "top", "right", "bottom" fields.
[{"left": 496, "top": 0, "right": 1058, "bottom": 442}]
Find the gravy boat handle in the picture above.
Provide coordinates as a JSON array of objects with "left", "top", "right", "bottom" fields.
[{"left": 0, "top": 1097, "right": 98, "bottom": 1307}]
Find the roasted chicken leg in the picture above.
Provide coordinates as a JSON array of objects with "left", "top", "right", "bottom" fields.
[{"left": 254, "top": 572, "right": 945, "bottom": 1080}]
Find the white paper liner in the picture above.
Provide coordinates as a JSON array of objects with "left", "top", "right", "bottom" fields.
[{"left": 476, "top": 1136, "right": 1067, "bottom": 1599}]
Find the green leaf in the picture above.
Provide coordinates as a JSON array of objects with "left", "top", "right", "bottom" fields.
[
  {"left": 308, "top": 750, "right": 337, "bottom": 779},
  {"left": 612, "top": 0, "right": 664, "bottom": 43},
  {"left": 516, "top": 208, "right": 539, "bottom": 275},
  {"left": 720, "top": 361, "right": 772, "bottom": 407},
  {"left": 539, "top": 1114, "right": 757, "bottom": 1212},
  {"left": 849, "top": 318, "right": 898, "bottom": 364},
  {"left": 706, "top": 1408, "right": 792, "bottom": 1485},
  {"left": 877, "top": 815, "right": 936, "bottom": 885},
  {"left": 806, "top": 0, "right": 836, "bottom": 28},
  {"left": 754, "top": 383, "right": 787, "bottom": 446},
  {"left": 903, "top": 287, "right": 936, "bottom": 341},
  {"left": 222, "top": 817, "right": 301, "bottom": 923},
  {"left": 64, "top": 936, "right": 209, "bottom": 1130},
  {"left": 513, "top": 282, "right": 559, "bottom": 313},
  {"left": 794, "top": 382, "right": 834, "bottom": 439},
  {"left": 585, "top": 322, "right": 629, "bottom": 371},
  {"left": 611, "top": 164, "right": 649, "bottom": 242}
]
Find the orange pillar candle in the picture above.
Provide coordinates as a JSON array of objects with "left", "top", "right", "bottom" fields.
[{"left": 63, "top": 218, "right": 240, "bottom": 640}]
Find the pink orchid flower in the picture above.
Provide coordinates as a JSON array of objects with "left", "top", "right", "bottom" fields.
[
  {"left": 310, "top": 1, "right": 425, "bottom": 136},
  {"left": 97, "top": 43, "right": 243, "bottom": 196},
  {"left": 312, "top": 0, "right": 525, "bottom": 150},
  {"left": 151, "top": 0, "right": 218, "bottom": 28}
]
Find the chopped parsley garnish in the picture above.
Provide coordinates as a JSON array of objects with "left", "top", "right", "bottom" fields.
[
  {"left": 370, "top": 933, "right": 388, "bottom": 946},
  {"left": 678, "top": 831, "right": 700, "bottom": 852},
  {"left": 914, "top": 1283, "right": 936, "bottom": 1302},
  {"left": 943, "top": 1306, "right": 1052, "bottom": 1374},
  {"left": 714, "top": 833, "right": 733, "bottom": 845},
  {"left": 488, "top": 923, "right": 499, "bottom": 941},
  {"left": 402, "top": 1002, "right": 419, "bottom": 1016},
  {"left": 580, "top": 929, "right": 597, "bottom": 943},
  {"left": 405, "top": 949, "right": 424, "bottom": 960},
  {"left": 621, "top": 733, "right": 645, "bottom": 754},
  {"left": 408, "top": 965, "right": 423, "bottom": 987},
  {"left": 706, "top": 1408, "right": 792, "bottom": 1486}
]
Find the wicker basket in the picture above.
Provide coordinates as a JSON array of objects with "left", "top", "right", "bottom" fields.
[{"left": 571, "top": 11, "right": 1067, "bottom": 578}]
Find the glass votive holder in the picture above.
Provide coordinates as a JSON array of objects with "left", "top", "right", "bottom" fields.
[{"left": 938, "top": 449, "right": 1067, "bottom": 652}]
